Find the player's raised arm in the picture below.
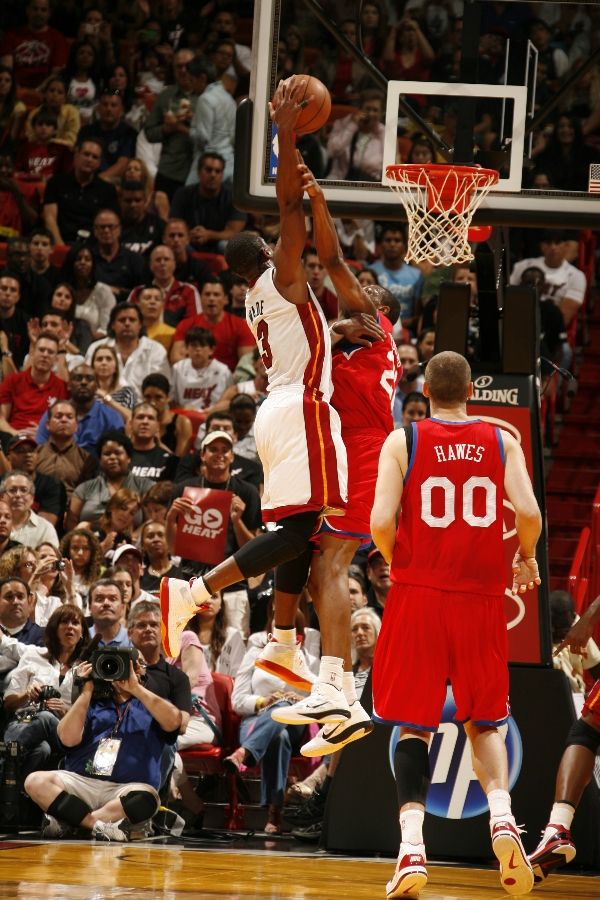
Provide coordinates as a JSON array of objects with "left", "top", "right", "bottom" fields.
[
  {"left": 502, "top": 430, "right": 543, "bottom": 594},
  {"left": 270, "top": 78, "right": 309, "bottom": 299},
  {"left": 370, "top": 429, "right": 408, "bottom": 563},
  {"left": 299, "top": 162, "right": 377, "bottom": 317}
]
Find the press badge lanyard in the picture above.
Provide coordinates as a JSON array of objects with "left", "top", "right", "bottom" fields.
[{"left": 91, "top": 699, "right": 132, "bottom": 777}]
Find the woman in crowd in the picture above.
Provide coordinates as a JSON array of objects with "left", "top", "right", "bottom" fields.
[
  {"left": 91, "top": 344, "right": 136, "bottom": 421},
  {"left": 139, "top": 482, "right": 173, "bottom": 531},
  {"left": 25, "top": 77, "right": 81, "bottom": 149},
  {"left": 188, "top": 592, "right": 246, "bottom": 678},
  {"left": 3, "top": 604, "right": 89, "bottom": 775},
  {"left": 122, "top": 158, "right": 169, "bottom": 221},
  {"left": 60, "top": 528, "right": 103, "bottom": 611},
  {"left": 139, "top": 520, "right": 183, "bottom": 595},
  {"left": 381, "top": 15, "right": 435, "bottom": 85},
  {"left": 48, "top": 282, "right": 94, "bottom": 354},
  {"left": 65, "top": 39, "right": 102, "bottom": 126},
  {"left": 225, "top": 610, "right": 316, "bottom": 834},
  {"left": 402, "top": 391, "right": 429, "bottom": 426},
  {"left": 0, "top": 66, "right": 26, "bottom": 148},
  {"left": 78, "top": 487, "right": 141, "bottom": 559},
  {"left": 66, "top": 431, "right": 152, "bottom": 530},
  {"left": 0, "top": 546, "right": 38, "bottom": 584},
  {"left": 60, "top": 245, "right": 116, "bottom": 342},
  {"left": 29, "top": 543, "right": 80, "bottom": 625},
  {"left": 104, "top": 64, "right": 134, "bottom": 111},
  {"left": 327, "top": 90, "right": 386, "bottom": 182},
  {"left": 141, "top": 374, "right": 192, "bottom": 457},
  {"left": 357, "top": 268, "right": 379, "bottom": 288},
  {"left": 533, "top": 113, "right": 600, "bottom": 192},
  {"left": 417, "top": 326, "right": 436, "bottom": 364}
]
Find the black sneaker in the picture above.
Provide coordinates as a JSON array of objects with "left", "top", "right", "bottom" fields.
[
  {"left": 291, "top": 821, "right": 322, "bottom": 843},
  {"left": 283, "top": 788, "right": 326, "bottom": 826}
]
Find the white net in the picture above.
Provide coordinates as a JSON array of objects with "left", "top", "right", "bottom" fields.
[{"left": 386, "top": 165, "right": 499, "bottom": 267}]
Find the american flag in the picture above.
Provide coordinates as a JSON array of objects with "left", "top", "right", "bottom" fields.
[{"left": 589, "top": 164, "right": 600, "bottom": 193}]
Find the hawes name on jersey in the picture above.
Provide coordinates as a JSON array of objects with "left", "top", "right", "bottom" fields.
[
  {"left": 247, "top": 299, "right": 264, "bottom": 324},
  {"left": 434, "top": 443, "right": 485, "bottom": 463}
]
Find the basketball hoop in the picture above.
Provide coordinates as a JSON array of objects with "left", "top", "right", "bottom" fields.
[{"left": 385, "top": 164, "right": 499, "bottom": 267}]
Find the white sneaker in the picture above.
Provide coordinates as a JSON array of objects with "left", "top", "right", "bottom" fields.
[
  {"left": 300, "top": 700, "right": 374, "bottom": 756},
  {"left": 92, "top": 820, "right": 129, "bottom": 842},
  {"left": 255, "top": 637, "right": 315, "bottom": 692},
  {"left": 271, "top": 681, "right": 350, "bottom": 725},
  {"left": 491, "top": 818, "right": 534, "bottom": 896},
  {"left": 386, "top": 843, "right": 428, "bottom": 898},
  {"left": 160, "top": 577, "right": 204, "bottom": 657}
]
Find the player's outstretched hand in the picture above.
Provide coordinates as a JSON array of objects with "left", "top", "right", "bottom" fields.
[
  {"left": 554, "top": 616, "right": 593, "bottom": 658},
  {"left": 298, "top": 159, "right": 322, "bottom": 200},
  {"left": 269, "top": 75, "right": 312, "bottom": 131},
  {"left": 332, "top": 313, "right": 385, "bottom": 346},
  {"left": 511, "top": 551, "right": 541, "bottom": 595}
]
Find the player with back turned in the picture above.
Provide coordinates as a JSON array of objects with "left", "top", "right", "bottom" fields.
[{"left": 370, "top": 351, "right": 542, "bottom": 898}]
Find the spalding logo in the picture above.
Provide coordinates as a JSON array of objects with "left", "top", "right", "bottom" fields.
[{"left": 388, "top": 687, "right": 523, "bottom": 819}]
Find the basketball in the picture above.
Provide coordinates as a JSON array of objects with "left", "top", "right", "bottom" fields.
[{"left": 283, "top": 75, "right": 331, "bottom": 134}]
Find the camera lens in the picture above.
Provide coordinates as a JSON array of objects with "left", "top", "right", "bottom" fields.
[{"left": 96, "top": 653, "right": 126, "bottom": 680}]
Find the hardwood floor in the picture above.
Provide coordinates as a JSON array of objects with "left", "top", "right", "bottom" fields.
[{"left": 0, "top": 839, "right": 597, "bottom": 899}]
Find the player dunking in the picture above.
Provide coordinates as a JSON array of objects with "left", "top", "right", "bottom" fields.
[
  {"left": 275, "top": 162, "right": 401, "bottom": 756},
  {"left": 371, "top": 351, "right": 542, "bottom": 898},
  {"left": 160, "top": 76, "right": 377, "bottom": 728}
]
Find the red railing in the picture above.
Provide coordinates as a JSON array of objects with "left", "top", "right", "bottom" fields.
[{"left": 568, "top": 527, "right": 591, "bottom": 615}]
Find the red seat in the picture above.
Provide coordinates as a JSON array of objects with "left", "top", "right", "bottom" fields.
[
  {"left": 191, "top": 251, "right": 227, "bottom": 274},
  {"left": 50, "top": 244, "right": 70, "bottom": 267},
  {"left": 170, "top": 407, "right": 207, "bottom": 443}
]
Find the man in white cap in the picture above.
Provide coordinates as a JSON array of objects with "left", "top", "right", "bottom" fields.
[{"left": 112, "top": 544, "right": 156, "bottom": 608}]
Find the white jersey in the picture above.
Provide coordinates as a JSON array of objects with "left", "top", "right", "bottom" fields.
[
  {"left": 172, "top": 358, "right": 232, "bottom": 410},
  {"left": 246, "top": 267, "right": 334, "bottom": 399},
  {"left": 510, "top": 257, "right": 586, "bottom": 307}
]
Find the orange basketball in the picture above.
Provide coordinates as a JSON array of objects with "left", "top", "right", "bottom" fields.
[{"left": 285, "top": 75, "right": 332, "bottom": 134}]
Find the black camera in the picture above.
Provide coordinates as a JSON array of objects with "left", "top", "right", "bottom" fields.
[
  {"left": 54, "top": 560, "right": 66, "bottom": 572},
  {"left": 37, "top": 685, "right": 61, "bottom": 706},
  {"left": 90, "top": 648, "right": 138, "bottom": 682},
  {"left": 14, "top": 685, "right": 61, "bottom": 723}
]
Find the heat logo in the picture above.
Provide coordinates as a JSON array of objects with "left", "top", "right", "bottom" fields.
[{"left": 388, "top": 687, "right": 523, "bottom": 819}]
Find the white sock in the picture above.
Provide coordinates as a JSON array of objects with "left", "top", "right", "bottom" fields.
[
  {"left": 190, "top": 577, "right": 209, "bottom": 605},
  {"left": 273, "top": 626, "right": 296, "bottom": 645},
  {"left": 548, "top": 802, "right": 575, "bottom": 832},
  {"left": 488, "top": 789, "right": 512, "bottom": 825},
  {"left": 318, "top": 656, "right": 344, "bottom": 691},
  {"left": 342, "top": 672, "right": 357, "bottom": 704},
  {"left": 400, "top": 808, "right": 424, "bottom": 845}
]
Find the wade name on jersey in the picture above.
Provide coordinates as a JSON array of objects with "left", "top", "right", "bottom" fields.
[
  {"left": 247, "top": 299, "right": 264, "bottom": 325},
  {"left": 434, "top": 443, "right": 486, "bottom": 464}
]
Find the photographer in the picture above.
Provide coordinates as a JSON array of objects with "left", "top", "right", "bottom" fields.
[
  {"left": 3, "top": 602, "right": 89, "bottom": 775},
  {"left": 24, "top": 643, "right": 183, "bottom": 842}
]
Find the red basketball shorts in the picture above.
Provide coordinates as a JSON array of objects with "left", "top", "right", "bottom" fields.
[
  {"left": 321, "top": 428, "right": 386, "bottom": 541},
  {"left": 372, "top": 583, "right": 509, "bottom": 730},
  {"left": 582, "top": 678, "right": 600, "bottom": 727}
]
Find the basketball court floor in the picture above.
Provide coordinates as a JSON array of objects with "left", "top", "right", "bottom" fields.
[{"left": 0, "top": 836, "right": 597, "bottom": 899}]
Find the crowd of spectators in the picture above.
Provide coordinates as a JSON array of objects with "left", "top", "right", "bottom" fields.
[{"left": 0, "top": 0, "right": 596, "bottom": 840}]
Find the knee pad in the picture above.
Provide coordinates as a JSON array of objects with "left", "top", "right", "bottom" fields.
[
  {"left": 120, "top": 789, "right": 159, "bottom": 824},
  {"left": 394, "top": 738, "right": 431, "bottom": 808},
  {"left": 234, "top": 511, "right": 319, "bottom": 580},
  {"left": 275, "top": 544, "right": 313, "bottom": 594},
  {"left": 47, "top": 791, "right": 92, "bottom": 827},
  {"left": 566, "top": 718, "right": 600, "bottom": 754}
]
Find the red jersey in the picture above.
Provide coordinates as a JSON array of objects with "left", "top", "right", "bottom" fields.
[
  {"left": 391, "top": 417, "right": 506, "bottom": 594},
  {"left": 331, "top": 322, "right": 400, "bottom": 433},
  {"left": 0, "top": 369, "right": 68, "bottom": 430},
  {"left": 174, "top": 311, "right": 254, "bottom": 372}
]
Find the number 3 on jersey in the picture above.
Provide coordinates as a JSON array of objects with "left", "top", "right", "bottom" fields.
[
  {"left": 421, "top": 476, "right": 496, "bottom": 528},
  {"left": 256, "top": 320, "right": 273, "bottom": 368}
]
